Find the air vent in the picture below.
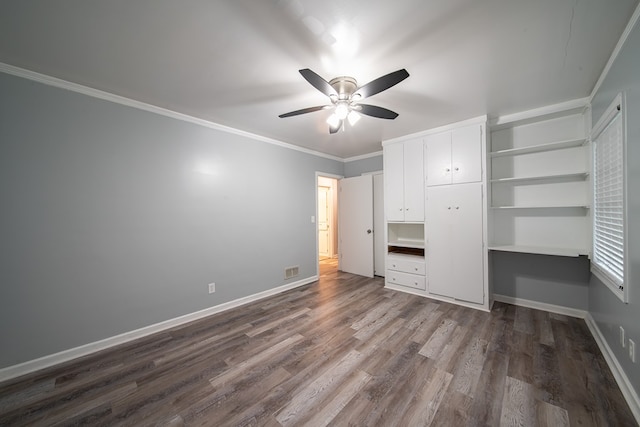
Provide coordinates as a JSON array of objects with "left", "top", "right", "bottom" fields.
[{"left": 285, "top": 266, "right": 299, "bottom": 279}]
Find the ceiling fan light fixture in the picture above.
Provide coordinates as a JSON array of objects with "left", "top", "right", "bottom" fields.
[
  {"left": 347, "top": 110, "right": 361, "bottom": 126},
  {"left": 326, "top": 113, "right": 340, "bottom": 128},
  {"left": 335, "top": 102, "right": 350, "bottom": 120}
]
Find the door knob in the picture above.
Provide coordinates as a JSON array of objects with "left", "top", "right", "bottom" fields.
[{"left": 367, "top": 229, "right": 372, "bottom": 234}]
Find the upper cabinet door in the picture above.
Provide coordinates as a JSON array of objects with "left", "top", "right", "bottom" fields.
[
  {"left": 425, "top": 131, "right": 452, "bottom": 187},
  {"left": 403, "top": 139, "right": 425, "bottom": 221},
  {"left": 383, "top": 143, "right": 405, "bottom": 221},
  {"left": 451, "top": 125, "right": 482, "bottom": 184}
]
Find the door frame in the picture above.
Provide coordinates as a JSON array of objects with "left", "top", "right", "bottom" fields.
[{"left": 315, "top": 172, "right": 343, "bottom": 277}]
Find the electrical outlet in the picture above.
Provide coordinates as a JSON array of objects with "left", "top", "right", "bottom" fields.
[
  {"left": 208, "top": 283, "right": 215, "bottom": 294},
  {"left": 629, "top": 339, "right": 636, "bottom": 363},
  {"left": 620, "top": 326, "right": 626, "bottom": 348}
]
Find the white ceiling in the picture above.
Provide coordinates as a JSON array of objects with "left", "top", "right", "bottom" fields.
[{"left": 0, "top": 0, "right": 637, "bottom": 158}]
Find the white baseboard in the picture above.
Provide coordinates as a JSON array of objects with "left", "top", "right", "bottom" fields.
[
  {"left": 492, "top": 294, "right": 587, "bottom": 319},
  {"left": 585, "top": 313, "right": 640, "bottom": 425},
  {"left": 0, "top": 276, "right": 317, "bottom": 383}
]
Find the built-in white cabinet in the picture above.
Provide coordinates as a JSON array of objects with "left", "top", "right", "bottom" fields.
[
  {"left": 425, "top": 125, "right": 483, "bottom": 186},
  {"left": 488, "top": 108, "right": 591, "bottom": 257},
  {"left": 384, "top": 138, "right": 424, "bottom": 222},
  {"left": 383, "top": 118, "right": 489, "bottom": 311},
  {"left": 426, "top": 183, "right": 484, "bottom": 304}
]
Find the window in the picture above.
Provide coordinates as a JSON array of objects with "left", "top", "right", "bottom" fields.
[{"left": 591, "top": 93, "right": 627, "bottom": 302}]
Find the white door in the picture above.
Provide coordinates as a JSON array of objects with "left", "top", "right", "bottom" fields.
[
  {"left": 339, "top": 175, "right": 374, "bottom": 277},
  {"left": 318, "top": 185, "right": 331, "bottom": 257},
  {"left": 450, "top": 182, "right": 484, "bottom": 303},
  {"left": 426, "top": 183, "right": 484, "bottom": 303},
  {"left": 404, "top": 138, "right": 425, "bottom": 221},
  {"left": 425, "top": 131, "right": 452, "bottom": 186},
  {"left": 383, "top": 143, "right": 404, "bottom": 221},
  {"left": 452, "top": 125, "right": 482, "bottom": 184},
  {"left": 426, "top": 185, "right": 453, "bottom": 298}
]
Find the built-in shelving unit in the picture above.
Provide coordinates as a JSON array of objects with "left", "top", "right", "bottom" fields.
[
  {"left": 488, "top": 245, "right": 587, "bottom": 257},
  {"left": 490, "top": 137, "right": 586, "bottom": 157},
  {"left": 490, "top": 172, "right": 589, "bottom": 184},
  {"left": 488, "top": 106, "right": 591, "bottom": 257}
]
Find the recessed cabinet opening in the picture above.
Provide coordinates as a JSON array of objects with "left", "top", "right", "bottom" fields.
[{"left": 387, "top": 223, "right": 424, "bottom": 248}]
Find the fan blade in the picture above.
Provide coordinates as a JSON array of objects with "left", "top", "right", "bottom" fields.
[
  {"left": 279, "top": 105, "right": 330, "bottom": 118},
  {"left": 358, "top": 104, "right": 399, "bottom": 119},
  {"left": 354, "top": 69, "right": 409, "bottom": 99},
  {"left": 329, "top": 121, "right": 341, "bottom": 134},
  {"left": 299, "top": 69, "right": 337, "bottom": 97}
]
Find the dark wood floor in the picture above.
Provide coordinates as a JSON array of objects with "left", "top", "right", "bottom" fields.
[{"left": 0, "top": 259, "right": 636, "bottom": 426}]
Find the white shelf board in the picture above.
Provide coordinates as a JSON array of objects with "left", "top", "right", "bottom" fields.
[
  {"left": 490, "top": 138, "right": 586, "bottom": 158},
  {"left": 490, "top": 172, "right": 589, "bottom": 184},
  {"left": 388, "top": 239, "right": 424, "bottom": 249},
  {"left": 491, "top": 204, "right": 590, "bottom": 210},
  {"left": 489, "top": 245, "right": 589, "bottom": 257}
]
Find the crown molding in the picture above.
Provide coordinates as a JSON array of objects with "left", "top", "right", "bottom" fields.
[
  {"left": 343, "top": 150, "right": 383, "bottom": 162},
  {"left": 382, "top": 115, "right": 487, "bottom": 145},
  {"left": 0, "top": 62, "right": 344, "bottom": 162},
  {"left": 590, "top": 4, "right": 640, "bottom": 102}
]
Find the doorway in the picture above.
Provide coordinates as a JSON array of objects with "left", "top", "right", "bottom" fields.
[
  {"left": 315, "top": 172, "right": 385, "bottom": 278},
  {"left": 317, "top": 175, "right": 339, "bottom": 261}
]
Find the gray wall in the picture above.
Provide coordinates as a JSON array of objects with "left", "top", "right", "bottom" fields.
[
  {"left": 491, "top": 252, "right": 590, "bottom": 310},
  {"left": 589, "top": 16, "right": 640, "bottom": 395},
  {"left": 0, "top": 72, "right": 343, "bottom": 368},
  {"left": 344, "top": 154, "right": 383, "bottom": 177}
]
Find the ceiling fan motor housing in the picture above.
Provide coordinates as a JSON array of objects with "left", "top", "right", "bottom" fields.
[{"left": 329, "top": 76, "right": 358, "bottom": 101}]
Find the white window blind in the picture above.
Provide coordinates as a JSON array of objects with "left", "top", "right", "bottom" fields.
[{"left": 592, "top": 94, "right": 626, "bottom": 301}]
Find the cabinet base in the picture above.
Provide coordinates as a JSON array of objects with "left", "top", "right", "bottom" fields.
[{"left": 384, "top": 283, "right": 491, "bottom": 312}]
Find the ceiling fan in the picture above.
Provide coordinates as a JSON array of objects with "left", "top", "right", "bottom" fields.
[{"left": 279, "top": 68, "right": 410, "bottom": 134}]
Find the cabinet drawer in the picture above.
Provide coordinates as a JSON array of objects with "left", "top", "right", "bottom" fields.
[
  {"left": 386, "top": 270, "right": 426, "bottom": 290},
  {"left": 387, "top": 257, "right": 426, "bottom": 275}
]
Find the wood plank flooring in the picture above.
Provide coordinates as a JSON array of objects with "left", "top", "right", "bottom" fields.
[{"left": 0, "top": 258, "right": 636, "bottom": 426}]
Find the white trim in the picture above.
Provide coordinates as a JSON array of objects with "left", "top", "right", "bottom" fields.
[
  {"left": 0, "top": 275, "right": 317, "bottom": 383},
  {"left": 590, "top": 4, "right": 640, "bottom": 102},
  {"left": 585, "top": 313, "right": 640, "bottom": 425},
  {"left": 592, "top": 93, "right": 623, "bottom": 139},
  {"left": 492, "top": 294, "right": 587, "bottom": 318},
  {"left": 343, "top": 151, "right": 383, "bottom": 162},
  {"left": 0, "top": 62, "right": 343, "bottom": 162},
  {"left": 489, "top": 98, "right": 590, "bottom": 129},
  {"left": 382, "top": 115, "right": 488, "bottom": 145}
]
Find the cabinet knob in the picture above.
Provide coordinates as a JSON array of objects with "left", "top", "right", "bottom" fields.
[
  {"left": 447, "top": 206, "right": 451, "bottom": 210},
  {"left": 399, "top": 208, "right": 403, "bottom": 211},
  {"left": 456, "top": 206, "right": 460, "bottom": 210},
  {"left": 445, "top": 168, "right": 451, "bottom": 172},
  {"left": 414, "top": 267, "right": 418, "bottom": 271},
  {"left": 392, "top": 264, "right": 397, "bottom": 268},
  {"left": 454, "top": 167, "right": 459, "bottom": 171}
]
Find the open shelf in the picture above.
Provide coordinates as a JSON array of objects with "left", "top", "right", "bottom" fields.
[
  {"left": 388, "top": 246, "right": 425, "bottom": 257},
  {"left": 489, "top": 244, "right": 589, "bottom": 257},
  {"left": 490, "top": 172, "right": 589, "bottom": 184},
  {"left": 491, "top": 204, "right": 589, "bottom": 209},
  {"left": 387, "top": 239, "right": 425, "bottom": 249},
  {"left": 490, "top": 138, "right": 586, "bottom": 158},
  {"left": 387, "top": 222, "right": 424, "bottom": 250}
]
